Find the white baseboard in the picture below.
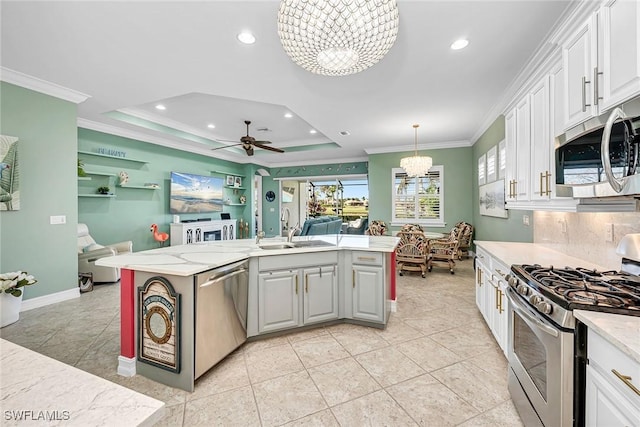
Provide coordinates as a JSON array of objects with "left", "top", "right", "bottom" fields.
[
  {"left": 118, "top": 356, "right": 136, "bottom": 377},
  {"left": 390, "top": 299, "right": 397, "bottom": 313},
  {"left": 21, "top": 287, "right": 80, "bottom": 312}
]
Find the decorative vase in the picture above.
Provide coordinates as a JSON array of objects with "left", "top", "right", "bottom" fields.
[{"left": 0, "top": 292, "right": 23, "bottom": 327}]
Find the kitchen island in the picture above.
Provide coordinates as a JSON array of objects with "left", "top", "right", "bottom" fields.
[{"left": 96, "top": 234, "right": 399, "bottom": 391}]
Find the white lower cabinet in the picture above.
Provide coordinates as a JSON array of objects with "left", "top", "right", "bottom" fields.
[
  {"left": 257, "top": 264, "right": 338, "bottom": 334},
  {"left": 475, "top": 247, "right": 509, "bottom": 356},
  {"left": 352, "top": 264, "right": 384, "bottom": 323},
  {"left": 585, "top": 329, "right": 640, "bottom": 427}
]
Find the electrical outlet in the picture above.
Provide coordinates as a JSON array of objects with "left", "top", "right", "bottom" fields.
[
  {"left": 560, "top": 220, "right": 567, "bottom": 234},
  {"left": 50, "top": 215, "right": 66, "bottom": 225},
  {"left": 522, "top": 215, "right": 530, "bottom": 226},
  {"left": 605, "top": 223, "right": 613, "bottom": 242}
]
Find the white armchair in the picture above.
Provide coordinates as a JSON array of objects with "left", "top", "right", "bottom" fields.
[{"left": 77, "top": 223, "right": 132, "bottom": 283}]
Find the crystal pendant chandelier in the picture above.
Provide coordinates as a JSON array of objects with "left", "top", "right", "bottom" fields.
[
  {"left": 277, "top": 0, "right": 400, "bottom": 77},
  {"left": 400, "top": 124, "right": 432, "bottom": 177}
]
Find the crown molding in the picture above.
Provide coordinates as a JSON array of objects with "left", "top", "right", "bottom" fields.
[
  {"left": 365, "top": 140, "right": 472, "bottom": 155},
  {"left": 0, "top": 67, "right": 90, "bottom": 104},
  {"left": 267, "top": 156, "right": 369, "bottom": 168}
]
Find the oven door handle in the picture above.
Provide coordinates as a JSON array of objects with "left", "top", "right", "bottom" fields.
[{"left": 506, "top": 288, "right": 559, "bottom": 338}]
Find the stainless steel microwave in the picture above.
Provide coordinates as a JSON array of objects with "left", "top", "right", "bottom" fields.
[{"left": 555, "top": 101, "right": 640, "bottom": 198}]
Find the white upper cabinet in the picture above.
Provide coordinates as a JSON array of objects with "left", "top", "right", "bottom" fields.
[
  {"left": 530, "top": 75, "right": 552, "bottom": 200},
  {"left": 598, "top": 0, "right": 640, "bottom": 111},
  {"left": 515, "top": 96, "right": 531, "bottom": 201},
  {"left": 562, "top": 1, "right": 640, "bottom": 130},
  {"left": 504, "top": 108, "right": 518, "bottom": 202}
]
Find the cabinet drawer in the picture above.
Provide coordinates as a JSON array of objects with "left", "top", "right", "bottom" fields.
[
  {"left": 588, "top": 329, "right": 640, "bottom": 404},
  {"left": 475, "top": 247, "right": 491, "bottom": 269},
  {"left": 351, "top": 251, "right": 383, "bottom": 266}
]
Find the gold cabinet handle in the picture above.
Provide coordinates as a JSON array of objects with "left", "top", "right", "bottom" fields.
[
  {"left": 295, "top": 275, "right": 298, "bottom": 294},
  {"left": 612, "top": 369, "right": 640, "bottom": 396},
  {"left": 305, "top": 273, "right": 308, "bottom": 293},
  {"left": 498, "top": 290, "right": 504, "bottom": 313},
  {"left": 494, "top": 284, "right": 499, "bottom": 310},
  {"left": 357, "top": 256, "right": 376, "bottom": 261},
  {"left": 495, "top": 268, "right": 506, "bottom": 278},
  {"left": 539, "top": 172, "right": 544, "bottom": 196},
  {"left": 352, "top": 270, "right": 355, "bottom": 288},
  {"left": 545, "top": 171, "right": 552, "bottom": 196}
]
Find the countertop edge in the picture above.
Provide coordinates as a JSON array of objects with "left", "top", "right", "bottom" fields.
[{"left": 574, "top": 310, "right": 640, "bottom": 364}]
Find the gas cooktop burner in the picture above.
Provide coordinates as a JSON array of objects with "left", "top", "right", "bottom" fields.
[{"left": 511, "top": 264, "right": 640, "bottom": 316}]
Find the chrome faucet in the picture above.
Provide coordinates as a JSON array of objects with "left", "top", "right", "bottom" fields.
[
  {"left": 281, "top": 207, "right": 290, "bottom": 230},
  {"left": 287, "top": 223, "right": 301, "bottom": 243},
  {"left": 256, "top": 230, "right": 265, "bottom": 244}
]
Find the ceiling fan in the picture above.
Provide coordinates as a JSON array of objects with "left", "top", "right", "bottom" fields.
[{"left": 212, "top": 120, "right": 285, "bottom": 156}]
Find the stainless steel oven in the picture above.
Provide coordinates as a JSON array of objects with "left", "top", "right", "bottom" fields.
[{"left": 507, "top": 287, "right": 575, "bottom": 427}]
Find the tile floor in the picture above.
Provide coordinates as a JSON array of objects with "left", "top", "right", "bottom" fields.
[{"left": 0, "top": 259, "right": 524, "bottom": 427}]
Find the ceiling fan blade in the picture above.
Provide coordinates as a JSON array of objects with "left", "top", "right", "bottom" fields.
[
  {"left": 254, "top": 143, "right": 284, "bottom": 153},
  {"left": 211, "top": 143, "right": 242, "bottom": 151},
  {"left": 253, "top": 140, "right": 272, "bottom": 144}
]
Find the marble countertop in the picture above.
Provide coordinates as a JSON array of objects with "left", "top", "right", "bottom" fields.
[
  {"left": 574, "top": 310, "right": 640, "bottom": 364},
  {"left": 0, "top": 339, "right": 165, "bottom": 426},
  {"left": 96, "top": 234, "right": 400, "bottom": 276},
  {"left": 474, "top": 241, "right": 609, "bottom": 271}
]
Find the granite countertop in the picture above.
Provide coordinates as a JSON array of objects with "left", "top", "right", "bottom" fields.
[
  {"left": 96, "top": 234, "right": 400, "bottom": 276},
  {"left": 574, "top": 310, "right": 640, "bottom": 364},
  {"left": 0, "top": 339, "right": 165, "bottom": 426},
  {"left": 474, "top": 240, "right": 609, "bottom": 271}
]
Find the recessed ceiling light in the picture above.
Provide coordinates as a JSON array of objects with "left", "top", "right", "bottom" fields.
[
  {"left": 310, "top": 129, "right": 317, "bottom": 134},
  {"left": 155, "top": 104, "right": 166, "bottom": 110},
  {"left": 284, "top": 113, "right": 293, "bottom": 118},
  {"left": 451, "top": 39, "right": 469, "bottom": 50},
  {"left": 207, "top": 124, "right": 215, "bottom": 129},
  {"left": 339, "top": 131, "right": 351, "bottom": 136},
  {"left": 237, "top": 31, "right": 256, "bottom": 45}
]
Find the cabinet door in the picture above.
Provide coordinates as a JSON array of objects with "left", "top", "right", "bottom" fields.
[
  {"left": 504, "top": 108, "right": 518, "bottom": 202},
  {"left": 586, "top": 365, "right": 640, "bottom": 427},
  {"left": 258, "top": 270, "right": 300, "bottom": 333},
  {"left": 515, "top": 96, "right": 531, "bottom": 201},
  {"left": 352, "top": 265, "right": 384, "bottom": 323},
  {"left": 599, "top": 0, "right": 640, "bottom": 111},
  {"left": 303, "top": 265, "right": 339, "bottom": 325},
  {"left": 530, "top": 75, "right": 552, "bottom": 201},
  {"left": 563, "top": 18, "right": 596, "bottom": 129},
  {"left": 475, "top": 264, "right": 486, "bottom": 317}
]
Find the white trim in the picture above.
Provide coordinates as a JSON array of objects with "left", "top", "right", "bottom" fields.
[
  {"left": 0, "top": 67, "right": 90, "bottom": 104},
  {"left": 267, "top": 156, "right": 369, "bottom": 168},
  {"left": 272, "top": 173, "right": 368, "bottom": 181},
  {"left": 389, "top": 299, "right": 397, "bottom": 313},
  {"left": 117, "top": 356, "right": 137, "bottom": 377},
  {"left": 366, "top": 140, "right": 471, "bottom": 154},
  {"left": 20, "top": 287, "right": 80, "bottom": 312}
]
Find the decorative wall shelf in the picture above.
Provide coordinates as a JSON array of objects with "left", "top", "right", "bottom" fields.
[
  {"left": 226, "top": 203, "right": 246, "bottom": 206},
  {"left": 78, "top": 176, "right": 91, "bottom": 181},
  {"left": 83, "top": 170, "right": 116, "bottom": 177},
  {"left": 117, "top": 185, "right": 160, "bottom": 190},
  {"left": 224, "top": 186, "right": 246, "bottom": 190},
  {"left": 212, "top": 170, "right": 246, "bottom": 178},
  {"left": 78, "top": 150, "right": 148, "bottom": 164},
  {"left": 78, "top": 194, "right": 116, "bottom": 198}
]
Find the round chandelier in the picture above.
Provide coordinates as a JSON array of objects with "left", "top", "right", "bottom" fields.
[
  {"left": 400, "top": 124, "right": 432, "bottom": 177},
  {"left": 277, "top": 0, "right": 400, "bottom": 77}
]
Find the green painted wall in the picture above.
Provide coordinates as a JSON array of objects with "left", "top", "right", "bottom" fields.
[
  {"left": 368, "top": 148, "right": 474, "bottom": 235},
  {"left": 0, "top": 82, "right": 78, "bottom": 300},
  {"left": 472, "top": 116, "right": 533, "bottom": 243},
  {"left": 78, "top": 128, "right": 254, "bottom": 251}
]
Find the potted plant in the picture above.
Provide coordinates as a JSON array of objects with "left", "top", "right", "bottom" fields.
[
  {"left": 97, "top": 186, "right": 111, "bottom": 195},
  {"left": 78, "top": 159, "right": 87, "bottom": 177},
  {"left": 0, "top": 271, "right": 37, "bottom": 327}
]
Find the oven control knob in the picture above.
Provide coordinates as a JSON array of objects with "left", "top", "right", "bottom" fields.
[
  {"left": 529, "top": 295, "right": 541, "bottom": 305},
  {"left": 516, "top": 283, "right": 530, "bottom": 296},
  {"left": 536, "top": 301, "right": 553, "bottom": 315},
  {"left": 506, "top": 275, "right": 518, "bottom": 287}
]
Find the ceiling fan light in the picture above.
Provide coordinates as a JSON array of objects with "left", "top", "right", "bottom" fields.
[{"left": 277, "top": 0, "right": 399, "bottom": 76}]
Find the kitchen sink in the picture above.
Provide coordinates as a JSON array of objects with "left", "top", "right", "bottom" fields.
[
  {"left": 259, "top": 240, "right": 336, "bottom": 250},
  {"left": 259, "top": 243, "right": 296, "bottom": 250}
]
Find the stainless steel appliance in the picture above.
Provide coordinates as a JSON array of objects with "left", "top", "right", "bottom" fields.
[
  {"left": 194, "top": 260, "right": 248, "bottom": 378},
  {"left": 505, "top": 234, "right": 640, "bottom": 426},
  {"left": 556, "top": 98, "right": 640, "bottom": 199}
]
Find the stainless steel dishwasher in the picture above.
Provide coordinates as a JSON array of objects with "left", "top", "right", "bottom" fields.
[{"left": 194, "top": 259, "right": 248, "bottom": 379}]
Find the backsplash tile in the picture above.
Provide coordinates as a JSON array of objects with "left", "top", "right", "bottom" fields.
[{"left": 533, "top": 211, "right": 640, "bottom": 270}]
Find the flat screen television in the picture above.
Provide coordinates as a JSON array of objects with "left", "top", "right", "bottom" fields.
[{"left": 170, "top": 172, "right": 224, "bottom": 214}]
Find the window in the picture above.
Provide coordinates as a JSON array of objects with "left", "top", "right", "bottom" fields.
[{"left": 392, "top": 166, "right": 444, "bottom": 227}]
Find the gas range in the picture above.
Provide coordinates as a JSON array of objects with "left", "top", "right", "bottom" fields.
[{"left": 506, "top": 264, "right": 640, "bottom": 329}]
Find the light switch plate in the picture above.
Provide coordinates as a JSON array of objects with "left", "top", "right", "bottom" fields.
[
  {"left": 50, "top": 215, "right": 66, "bottom": 225},
  {"left": 522, "top": 215, "right": 530, "bottom": 226},
  {"left": 604, "top": 223, "right": 613, "bottom": 242}
]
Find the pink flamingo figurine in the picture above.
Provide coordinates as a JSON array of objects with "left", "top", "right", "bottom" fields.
[{"left": 150, "top": 223, "right": 169, "bottom": 246}]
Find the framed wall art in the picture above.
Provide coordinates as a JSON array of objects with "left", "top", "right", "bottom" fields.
[{"left": 479, "top": 179, "right": 508, "bottom": 218}]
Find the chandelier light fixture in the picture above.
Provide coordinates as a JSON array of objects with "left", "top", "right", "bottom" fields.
[
  {"left": 277, "top": 0, "right": 400, "bottom": 77},
  {"left": 400, "top": 124, "right": 432, "bottom": 177}
]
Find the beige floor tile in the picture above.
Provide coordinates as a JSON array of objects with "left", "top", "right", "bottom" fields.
[
  {"left": 387, "top": 374, "right": 480, "bottom": 426},
  {"left": 403, "top": 308, "right": 463, "bottom": 336},
  {"left": 329, "top": 324, "right": 389, "bottom": 356},
  {"left": 458, "top": 399, "right": 525, "bottom": 427},
  {"left": 245, "top": 342, "right": 305, "bottom": 384},
  {"left": 287, "top": 326, "right": 329, "bottom": 344},
  {"left": 307, "top": 357, "right": 380, "bottom": 406},
  {"left": 331, "top": 389, "right": 418, "bottom": 426},
  {"left": 253, "top": 371, "right": 327, "bottom": 427},
  {"left": 118, "top": 375, "right": 189, "bottom": 407},
  {"left": 282, "top": 409, "right": 339, "bottom": 426},
  {"left": 355, "top": 347, "right": 425, "bottom": 387},
  {"left": 375, "top": 316, "right": 423, "bottom": 345},
  {"left": 153, "top": 403, "right": 184, "bottom": 427},
  {"left": 429, "top": 322, "right": 496, "bottom": 359},
  {"left": 36, "top": 337, "right": 94, "bottom": 366},
  {"left": 291, "top": 334, "right": 350, "bottom": 368},
  {"left": 430, "top": 360, "right": 510, "bottom": 411},
  {"left": 466, "top": 346, "right": 509, "bottom": 379},
  {"left": 244, "top": 334, "right": 289, "bottom": 353},
  {"left": 183, "top": 385, "right": 260, "bottom": 426},
  {"left": 396, "top": 336, "right": 465, "bottom": 372},
  {"left": 189, "top": 352, "right": 250, "bottom": 401}
]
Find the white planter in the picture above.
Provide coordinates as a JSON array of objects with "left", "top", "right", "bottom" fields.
[{"left": 0, "top": 292, "right": 23, "bottom": 327}]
